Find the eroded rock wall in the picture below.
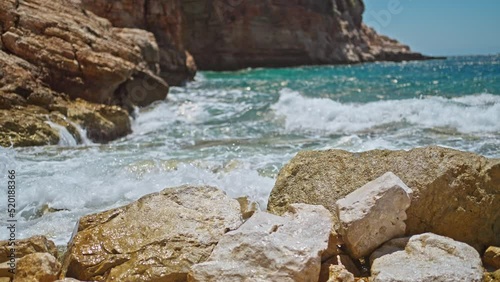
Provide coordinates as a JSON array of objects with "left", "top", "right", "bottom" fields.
[
  {"left": 81, "top": 0, "right": 197, "bottom": 85},
  {"left": 0, "top": 0, "right": 169, "bottom": 146},
  {"left": 181, "top": 0, "right": 430, "bottom": 70},
  {"left": 82, "top": 0, "right": 433, "bottom": 72}
]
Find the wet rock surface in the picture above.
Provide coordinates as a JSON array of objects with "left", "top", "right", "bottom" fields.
[
  {"left": 0, "top": 235, "right": 58, "bottom": 263},
  {"left": 0, "top": 236, "right": 59, "bottom": 281},
  {"left": 0, "top": 0, "right": 169, "bottom": 146},
  {"left": 13, "top": 253, "right": 61, "bottom": 282},
  {"left": 61, "top": 185, "right": 243, "bottom": 282}
]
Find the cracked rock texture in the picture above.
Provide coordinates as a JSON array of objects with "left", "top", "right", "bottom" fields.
[
  {"left": 268, "top": 146, "right": 500, "bottom": 252},
  {"left": 188, "top": 204, "right": 333, "bottom": 282},
  {"left": 0, "top": 235, "right": 58, "bottom": 263},
  {"left": 0, "top": 0, "right": 168, "bottom": 106},
  {"left": 81, "top": 0, "right": 197, "bottom": 86},
  {"left": 0, "top": 0, "right": 168, "bottom": 146},
  {"left": 0, "top": 236, "right": 59, "bottom": 281},
  {"left": 61, "top": 185, "right": 243, "bottom": 282}
]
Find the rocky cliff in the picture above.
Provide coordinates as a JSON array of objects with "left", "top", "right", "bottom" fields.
[
  {"left": 80, "top": 0, "right": 197, "bottom": 86},
  {"left": 0, "top": 0, "right": 169, "bottom": 146},
  {"left": 83, "top": 0, "right": 434, "bottom": 71},
  {"left": 1, "top": 0, "right": 436, "bottom": 146},
  {"left": 182, "top": 0, "right": 432, "bottom": 70}
]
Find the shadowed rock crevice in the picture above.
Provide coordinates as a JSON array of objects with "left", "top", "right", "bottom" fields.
[{"left": 81, "top": 0, "right": 197, "bottom": 86}]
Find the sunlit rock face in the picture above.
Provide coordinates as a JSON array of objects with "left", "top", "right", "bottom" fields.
[
  {"left": 61, "top": 185, "right": 243, "bottom": 282},
  {"left": 0, "top": 0, "right": 169, "bottom": 146},
  {"left": 268, "top": 146, "right": 500, "bottom": 252}
]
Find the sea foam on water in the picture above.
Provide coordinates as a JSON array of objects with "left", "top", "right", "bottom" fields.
[{"left": 1, "top": 57, "right": 499, "bottom": 246}]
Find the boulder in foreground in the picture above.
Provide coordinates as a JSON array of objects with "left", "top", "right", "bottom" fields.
[
  {"left": 188, "top": 204, "right": 333, "bottom": 282},
  {"left": 336, "top": 172, "right": 412, "bottom": 259},
  {"left": 370, "top": 233, "right": 483, "bottom": 282},
  {"left": 268, "top": 146, "right": 500, "bottom": 251},
  {"left": 14, "top": 253, "right": 60, "bottom": 282},
  {"left": 61, "top": 185, "right": 243, "bottom": 281}
]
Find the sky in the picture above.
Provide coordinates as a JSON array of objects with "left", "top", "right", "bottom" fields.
[{"left": 363, "top": 0, "right": 500, "bottom": 56}]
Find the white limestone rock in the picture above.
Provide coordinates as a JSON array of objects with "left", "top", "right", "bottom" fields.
[
  {"left": 188, "top": 204, "right": 333, "bottom": 282},
  {"left": 335, "top": 172, "right": 413, "bottom": 258},
  {"left": 370, "top": 233, "right": 483, "bottom": 282}
]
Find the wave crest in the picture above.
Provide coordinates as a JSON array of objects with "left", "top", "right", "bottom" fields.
[{"left": 272, "top": 89, "right": 500, "bottom": 134}]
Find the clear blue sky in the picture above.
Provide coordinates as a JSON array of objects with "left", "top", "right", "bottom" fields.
[{"left": 363, "top": 0, "right": 500, "bottom": 56}]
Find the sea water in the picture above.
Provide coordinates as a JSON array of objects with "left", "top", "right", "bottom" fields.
[{"left": 0, "top": 55, "right": 499, "bottom": 245}]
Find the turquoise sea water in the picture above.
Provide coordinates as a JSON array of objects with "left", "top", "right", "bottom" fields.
[{"left": 1, "top": 55, "right": 499, "bottom": 244}]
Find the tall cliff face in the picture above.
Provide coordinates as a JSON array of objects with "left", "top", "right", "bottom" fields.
[
  {"left": 83, "top": 0, "right": 433, "bottom": 72},
  {"left": 81, "top": 0, "right": 197, "bottom": 86},
  {"left": 181, "top": 0, "right": 429, "bottom": 70}
]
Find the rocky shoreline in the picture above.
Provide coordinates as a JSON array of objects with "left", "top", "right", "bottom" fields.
[
  {"left": 0, "top": 0, "right": 169, "bottom": 146},
  {"left": 0, "top": 146, "right": 499, "bottom": 281},
  {"left": 0, "top": 0, "right": 442, "bottom": 147}
]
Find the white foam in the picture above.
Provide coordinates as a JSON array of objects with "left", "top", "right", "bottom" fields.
[
  {"left": 272, "top": 89, "right": 500, "bottom": 134},
  {"left": 0, "top": 146, "right": 16, "bottom": 174},
  {"left": 2, "top": 82, "right": 498, "bottom": 248},
  {"left": 0, "top": 146, "right": 275, "bottom": 245},
  {"left": 45, "top": 121, "right": 78, "bottom": 147},
  {"left": 67, "top": 120, "right": 93, "bottom": 146},
  {"left": 130, "top": 88, "right": 253, "bottom": 140},
  {"left": 46, "top": 118, "right": 94, "bottom": 147},
  {"left": 131, "top": 101, "right": 179, "bottom": 135}
]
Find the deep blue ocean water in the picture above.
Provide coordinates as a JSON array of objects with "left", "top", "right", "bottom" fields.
[{"left": 1, "top": 55, "right": 499, "bottom": 244}]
